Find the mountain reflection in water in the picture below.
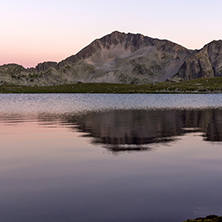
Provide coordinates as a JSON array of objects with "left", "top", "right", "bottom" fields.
[
  {"left": 63, "top": 109, "right": 222, "bottom": 152},
  {"left": 1, "top": 109, "right": 222, "bottom": 152}
]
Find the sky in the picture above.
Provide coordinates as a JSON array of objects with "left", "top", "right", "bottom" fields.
[{"left": 1, "top": 0, "right": 222, "bottom": 68}]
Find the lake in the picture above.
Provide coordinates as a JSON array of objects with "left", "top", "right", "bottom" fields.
[{"left": 1, "top": 94, "right": 222, "bottom": 222}]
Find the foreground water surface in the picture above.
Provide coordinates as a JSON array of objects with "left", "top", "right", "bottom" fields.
[{"left": 1, "top": 94, "right": 222, "bottom": 222}]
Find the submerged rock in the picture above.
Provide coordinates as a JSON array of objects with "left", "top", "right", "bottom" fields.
[{"left": 183, "top": 215, "right": 222, "bottom": 222}]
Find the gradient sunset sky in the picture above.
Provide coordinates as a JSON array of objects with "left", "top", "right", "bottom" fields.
[{"left": 1, "top": 0, "right": 222, "bottom": 68}]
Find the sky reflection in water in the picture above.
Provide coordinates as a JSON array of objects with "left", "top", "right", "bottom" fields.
[{"left": 0, "top": 94, "right": 222, "bottom": 222}]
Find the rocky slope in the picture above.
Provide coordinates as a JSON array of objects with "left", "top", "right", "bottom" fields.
[
  {"left": 0, "top": 31, "right": 221, "bottom": 86},
  {"left": 171, "top": 40, "right": 222, "bottom": 81}
]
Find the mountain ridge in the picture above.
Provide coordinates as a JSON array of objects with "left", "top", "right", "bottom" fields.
[{"left": 0, "top": 31, "right": 221, "bottom": 86}]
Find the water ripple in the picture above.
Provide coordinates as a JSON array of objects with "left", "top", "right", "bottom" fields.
[{"left": 0, "top": 94, "right": 222, "bottom": 115}]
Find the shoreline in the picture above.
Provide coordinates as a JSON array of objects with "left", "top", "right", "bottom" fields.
[{"left": 0, "top": 77, "right": 222, "bottom": 94}]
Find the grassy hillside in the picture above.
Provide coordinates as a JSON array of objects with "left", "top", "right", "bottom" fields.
[{"left": 0, "top": 77, "right": 222, "bottom": 93}]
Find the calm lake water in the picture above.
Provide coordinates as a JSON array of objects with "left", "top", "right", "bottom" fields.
[{"left": 1, "top": 94, "right": 222, "bottom": 222}]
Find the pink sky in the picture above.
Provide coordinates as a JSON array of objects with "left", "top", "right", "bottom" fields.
[{"left": 1, "top": 0, "right": 222, "bottom": 68}]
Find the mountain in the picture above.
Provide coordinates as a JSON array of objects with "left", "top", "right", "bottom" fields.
[
  {"left": 56, "top": 31, "right": 192, "bottom": 84},
  {"left": 171, "top": 40, "right": 222, "bottom": 81},
  {"left": 0, "top": 31, "right": 221, "bottom": 86}
]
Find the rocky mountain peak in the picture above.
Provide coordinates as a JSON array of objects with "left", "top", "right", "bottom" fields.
[
  {"left": 58, "top": 31, "right": 189, "bottom": 69},
  {"left": 1, "top": 31, "right": 222, "bottom": 86},
  {"left": 58, "top": 31, "right": 153, "bottom": 67},
  {"left": 56, "top": 31, "right": 192, "bottom": 84},
  {"left": 99, "top": 31, "right": 153, "bottom": 49}
]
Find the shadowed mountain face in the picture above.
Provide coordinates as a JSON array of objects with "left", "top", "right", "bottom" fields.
[{"left": 0, "top": 31, "right": 222, "bottom": 85}]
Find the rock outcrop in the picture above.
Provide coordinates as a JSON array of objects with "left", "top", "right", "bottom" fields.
[
  {"left": 171, "top": 40, "right": 222, "bottom": 81},
  {"left": 0, "top": 31, "right": 222, "bottom": 86}
]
